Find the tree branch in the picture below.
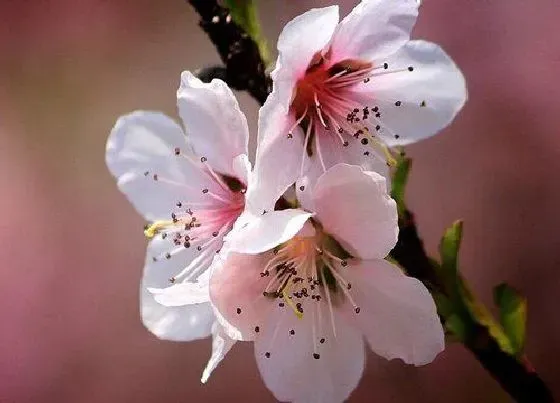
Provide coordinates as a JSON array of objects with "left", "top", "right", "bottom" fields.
[{"left": 187, "top": 0, "right": 271, "bottom": 104}]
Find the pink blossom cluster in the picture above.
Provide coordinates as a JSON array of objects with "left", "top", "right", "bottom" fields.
[{"left": 106, "top": 1, "right": 466, "bottom": 401}]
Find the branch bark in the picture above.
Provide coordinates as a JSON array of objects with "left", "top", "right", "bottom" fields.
[
  {"left": 186, "top": 1, "right": 554, "bottom": 401},
  {"left": 188, "top": 0, "right": 271, "bottom": 104}
]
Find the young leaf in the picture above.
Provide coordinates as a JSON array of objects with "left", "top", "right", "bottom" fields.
[
  {"left": 460, "top": 279, "right": 516, "bottom": 356},
  {"left": 390, "top": 155, "right": 411, "bottom": 217},
  {"left": 445, "top": 314, "right": 468, "bottom": 341},
  {"left": 494, "top": 283, "right": 527, "bottom": 356},
  {"left": 438, "top": 221, "right": 464, "bottom": 299},
  {"left": 223, "top": 0, "right": 269, "bottom": 63},
  {"left": 439, "top": 220, "right": 463, "bottom": 276}
]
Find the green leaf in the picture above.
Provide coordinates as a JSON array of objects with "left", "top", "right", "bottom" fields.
[
  {"left": 390, "top": 155, "right": 411, "bottom": 217},
  {"left": 439, "top": 220, "right": 463, "bottom": 277},
  {"left": 494, "top": 283, "right": 527, "bottom": 356},
  {"left": 223, "top": 0, "right": 269, "bottom": 63},
  {"left": 432, "top": 292, "right": 454, "bottom": 319},
  {"left": 445, "top": 313, "right": 468, "bottom": 341},
  {"left": 460, "top": 279, "right": 516, "bottom": 355}
]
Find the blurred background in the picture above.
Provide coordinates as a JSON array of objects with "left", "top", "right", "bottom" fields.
[{"left": 1, "top": 0, "right": 559, "bottom": 401}]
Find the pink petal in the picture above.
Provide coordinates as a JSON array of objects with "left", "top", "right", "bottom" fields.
[
  {"left": 330, "top": 0, "right": 418, "bottom": 61},
  {"left": 177, "top": 71, "right": 249, "bottom": 179},
  {"left": 274, "top": 6, "right": 340, "bottom": 84},
  {"left": 209, "top": 251, "right": 273, "bottom": 341},
  {"left": 248, "top": 91, "right": 304, "bottom": 214},
  {"left": 232, "top": 154, "right": 252, "bottom": 190},
  {"left": 355, "top": 40, "right": 467, "bottom": 147},
  {"left": 341, "top": 259, "right": 444, "bottom": 365},
  {"left": 312, "top": 164, "right": 398, "bottom": 259},
  {"left": 139, "top": 236, "right": 216, "bottom": 341},
  {"left": 297, "top": 126, "right": 390, "bottom": 212},
  {"left": 140, "top": 287, "right": 214, "bottom": 342},
  {"left": 148, "top": 282, "right": 210, "bottom": 307},
  {"left": 255, "top": 301, "right": 365, "bottom": 403},
  {"left": 201, "top": 323, "right": 236, "bottom": 383},
  {"left": 143, "top": 236, "right": 202, "bottom": 289},
  {"left": 106, "top": 111, "right": 220, "bottom": 221},
  {"left": 226, "top": 209, "right": 313, "bottom": 255}
]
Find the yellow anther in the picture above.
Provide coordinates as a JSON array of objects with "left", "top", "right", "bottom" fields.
[
  {"left": 144, "top": 221, "right": 173, "bottom": 239},
  {"left": 363, "top": 130, "right": 397, "bottom": 167},
  {"left": 283, "top": 293, "right": 304, "bottom": 320},
  {"left": 281, "top": 281, "right": 304, "bottom": 319},
  {"left": 381, "top": 144, "right": 397, "bottom": 167}
]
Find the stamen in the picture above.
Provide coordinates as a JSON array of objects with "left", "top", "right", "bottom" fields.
[
  {"left": 144, "top": 220, "right": 173, "bottom": 239},
  {"left": 176, "top": 151, "right": 233, "bottom": 189},
  {"left": 299, "top": 121, "right": 313, "bottom": 177},
  {"left": 203, "top": 188, "right": 233, "bottom": 205},
  {"left": 202, "top": 160, "right": 232, "bottom": 193},
  {"left": 361, "top": 128, "right": 397, "bottom": 167},
  {"left": 288, "top": 107, "right": 309, "bottom": 138},
  {"left": 314, "top": 92, "right": 328, "bottom": 128},
  {"left": 282, "top": 282, "right": 304, "bottom": 320},
  {"left": 315, "top": 134, "right": 327, "bottom": 173},
  {"left": 334, "top": 125, "right": 347, "bottom": 146},
  {"left": 311, "top": 301, "right": 319, "bottom": 357},
  {"left": 319, "top": 264, "right": 337, "bottom": 338},
  {"left": 324, "top": 68, "right": 349, "bottom": 82},
  {"left": 261, "top": 251, "right": 290, "bottom": 276},
  {"left": 152, "top": 176, "right": 205, "bottom": 195},
  {"left": 322, "top": 257, "right": 361, "bottom": 313},
  {"left": 370, "top": 67, "right": 413, "bottom": 78},
  {"left": 173, "top": 241, "right": 218, "bottom": 282}
]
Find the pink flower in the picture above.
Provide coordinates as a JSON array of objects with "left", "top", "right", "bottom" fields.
[
  {"left": 211, "top": 164, "right": 444, "bottom": 402},
  {"left": 106, "top": 71, "right": 248, "bottom": 381},
  {"left": 248, "top": 0, "right": 467, "bottom": 213}
]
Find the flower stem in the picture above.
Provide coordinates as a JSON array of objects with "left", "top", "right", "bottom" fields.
[{"left": 187, "top": 2, "right": 553, "bottom": 401}]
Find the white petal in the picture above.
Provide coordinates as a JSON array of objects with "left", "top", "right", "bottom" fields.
[
  {"left": 255, "top": 301, "right": 365, "bottom": 403},
  {"left": 106, "top": 111, "right": 219, "bottom": 221},
  {"left": 139, "top": 236, "right": 217, "bottom": 341},
  {"left": 330, "top": 0, "right": 418, "bottom": 61},
  {"left": 297, "top": 127, "right": 390, "bottom": 212},
  {"left": 360, "top": 40, "right": 467, "bottom": 146},
  {"left": 210, "top": 252, "right": 273, "bottom": 341},
  {"left": 148, "top": 282, "right": 210, "bottom": 307},
  {"left": 232, "top": 154, "right": 252, "bottom": 189},
  {"left": 201, "top": 323, "right": 236, "bottom": 383},
  {"left": 248, "top": 92, "right": 304, "bottom": 214},
  {"left": 140, "top": 287, "right": 214, "bottom": 341},
  {"left": 228, "top": 209, "right": 313, "bottom": 255},
  {"left": 274, "top": 6, "right": 339, "bottom": 83},
  {"left": 312, "top": 164, "right": 398, "bottom": 259},
  {"left": 177, "top": 71, "right": 249, "bottom": 178},
  {"left": 342, "top": 259, "right": 444, "bottom": 365},
  {"left": 143, "top": 235, "right": 211, "bottom": 289}
]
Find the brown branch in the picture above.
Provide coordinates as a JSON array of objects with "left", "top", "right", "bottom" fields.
[{"left": 187, "top": 0, "right": 271, "bottom": 104}]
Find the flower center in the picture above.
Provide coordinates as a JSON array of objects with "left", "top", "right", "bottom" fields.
[
  {"left": 288, "top": 52, "right": 401, "bottom": 170},
  {"left": 260, "top": 230, "right": 360, "bottom": 319},
  {"left": 292, "top": 55, "right": 374, "bottom": 129},
  {"left": 249, "top": 230, "right": 362, "bottom": 360},
  {"left": 145, "top": 169, "right": 246, "bottom": 284}
]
